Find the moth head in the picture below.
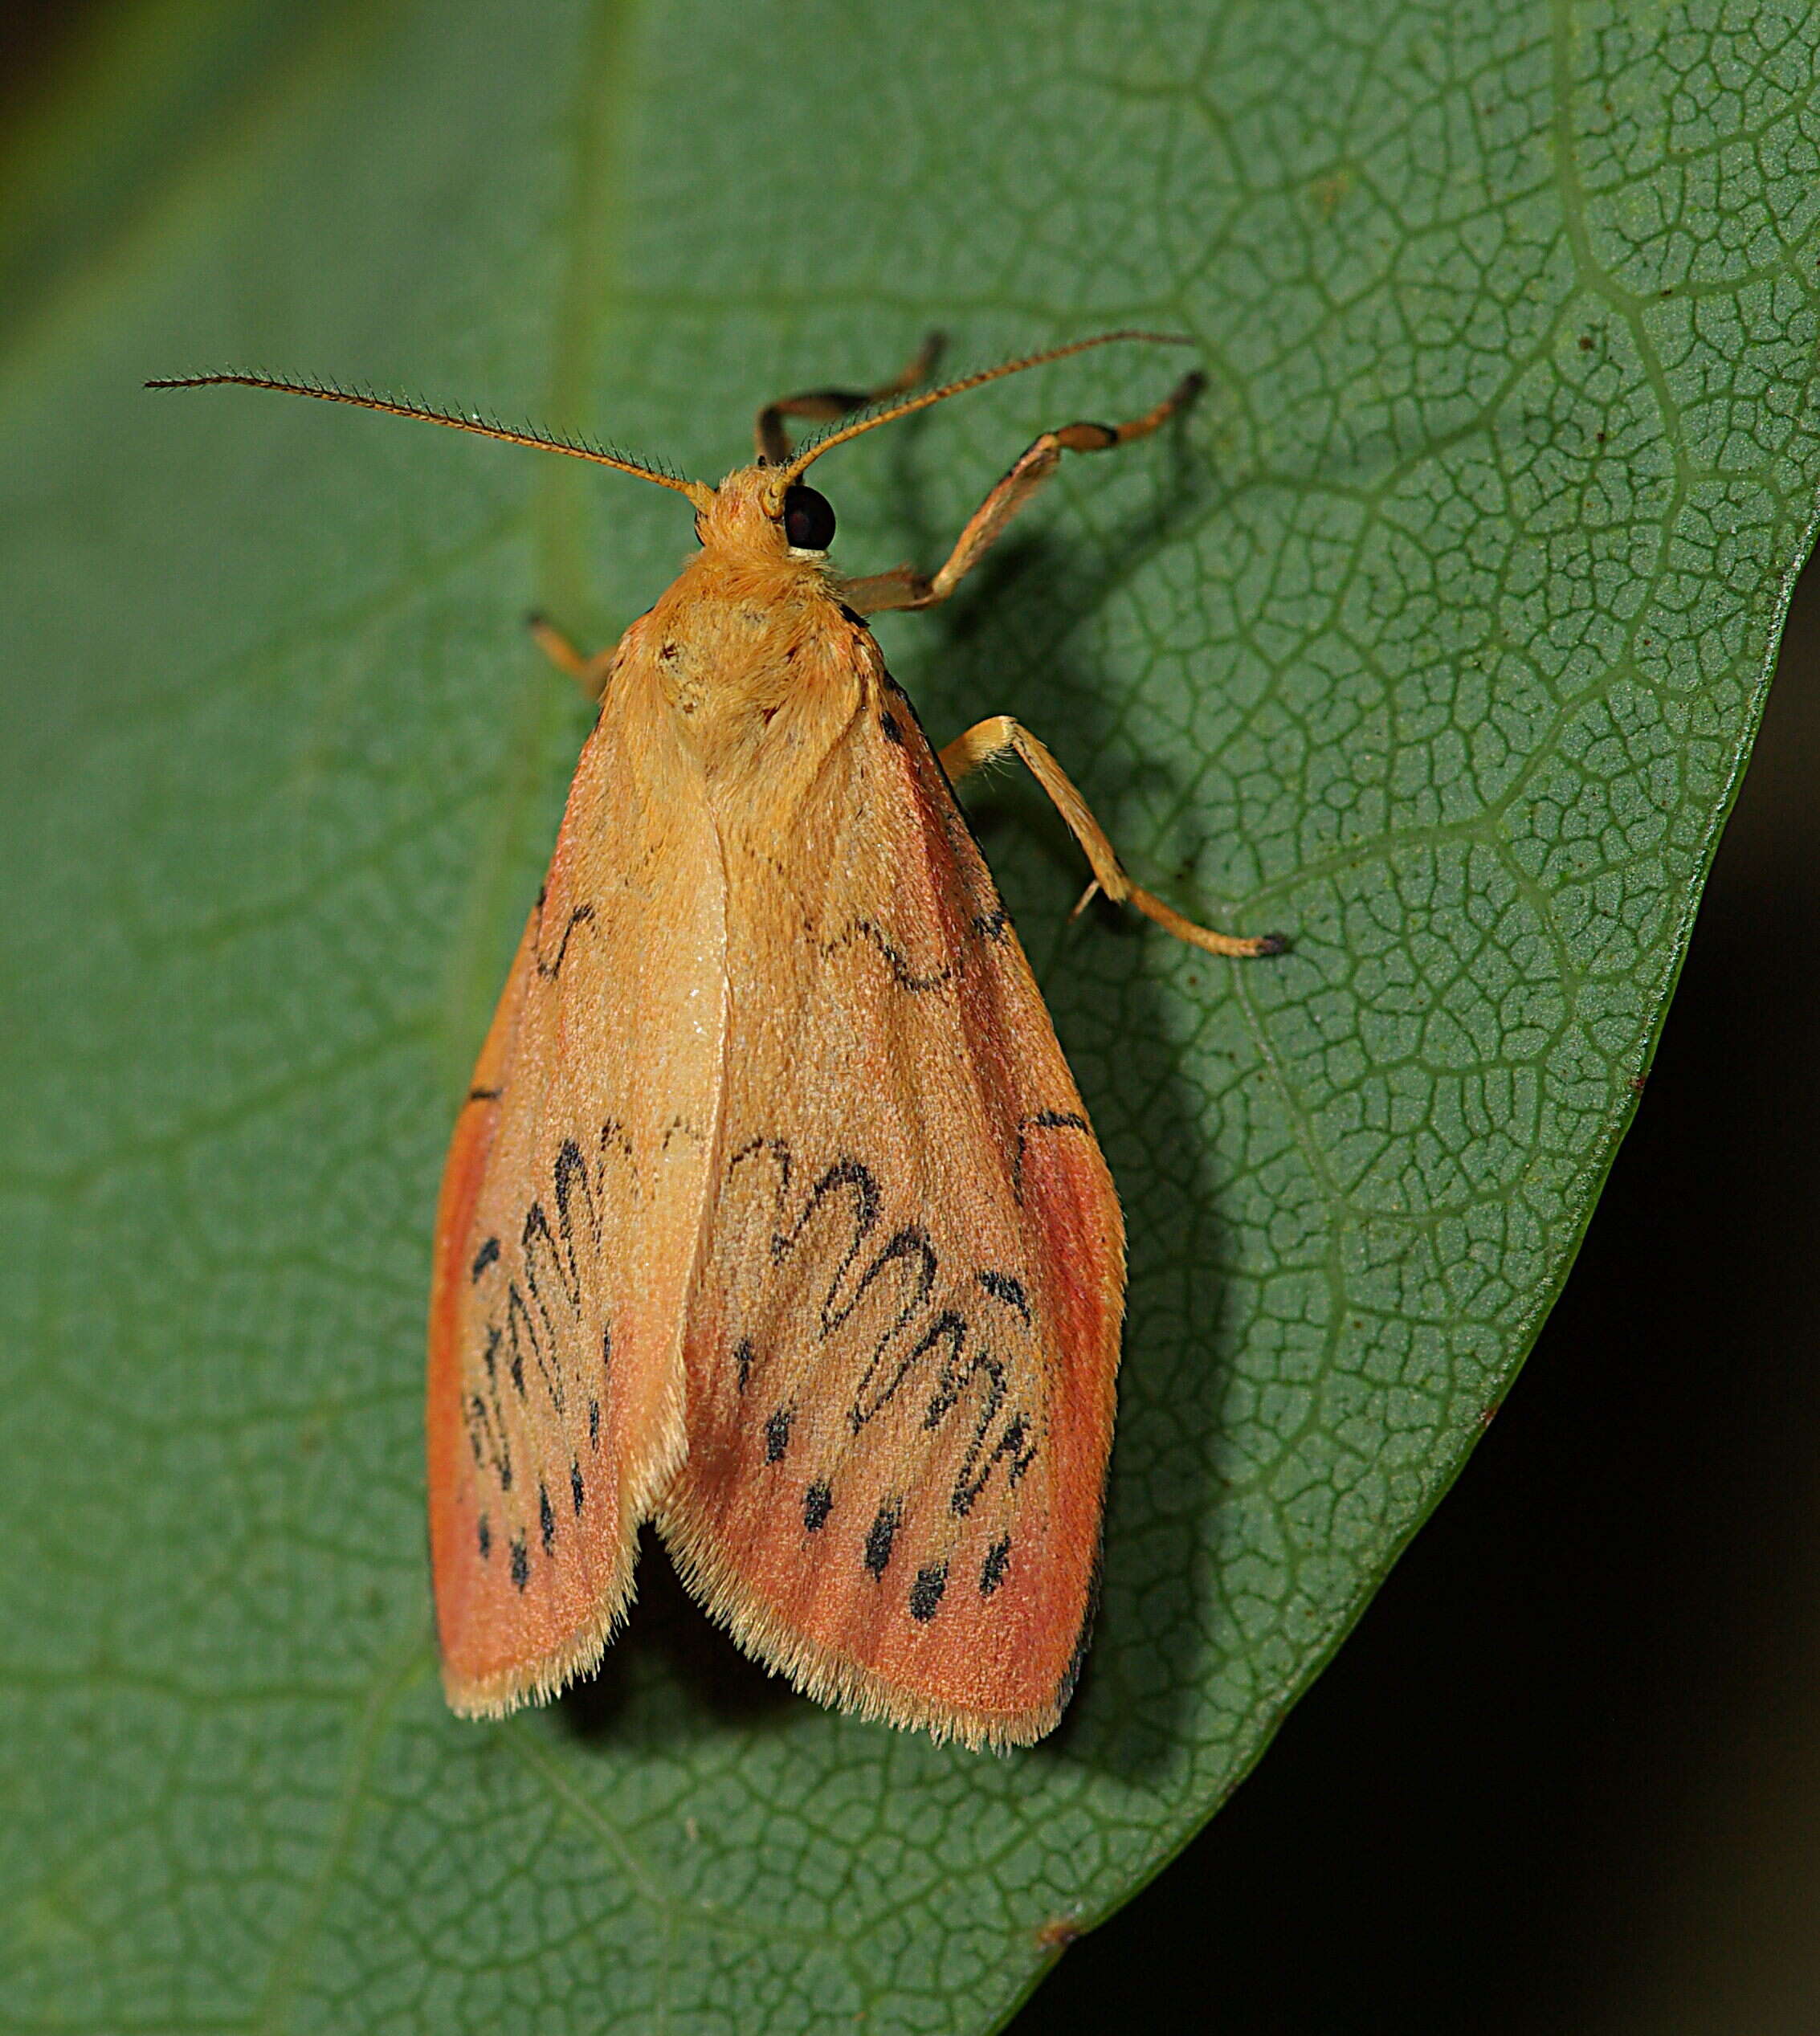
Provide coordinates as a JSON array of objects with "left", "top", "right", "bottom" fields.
[{"left": 701, "top": 466, "right": 838, "bottom": 559}]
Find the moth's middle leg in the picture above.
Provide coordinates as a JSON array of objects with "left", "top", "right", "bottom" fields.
[
  {"left": 941, "top": 713, "right": 1283, "bottom": 960},
  {"left": 754, "top": 333, "right": 945, "bottom": 465}
]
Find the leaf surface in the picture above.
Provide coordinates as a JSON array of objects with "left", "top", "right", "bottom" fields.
[{"left": 2, "top": 2, "right": 1817, "bottom": 2030}]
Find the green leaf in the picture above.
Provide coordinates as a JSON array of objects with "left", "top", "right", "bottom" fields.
[{"left": 3, "top": 1, "right": 1815, "bottom": 2029}]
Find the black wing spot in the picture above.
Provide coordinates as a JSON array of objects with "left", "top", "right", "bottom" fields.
[
  {"left": 823, "top": 917, "right": 956, "bottom": 994},
  {"left": 518, "top": 1203, "right": 577, "bottom": 1394},
  {"left": 1002, "top": 1418, "right": 1031, "bottom": 1483},
  {"left": 510, "top": 1537, "right": 529, "bottom": 1591},
  {"left": 846, "top": 1248, "right": 945, "bottom": 1432},
  {"left": 477, "top": 1516, "right": 492, "bottom": 1561},
  {"left": 570, "top": 1460, "right": 585, "bottom": 1516},
  {"left": 971, "top": 908, "right": 1010, "bottom": 943},
  {"left": 764, "top": 1408, "right": 792, "bottom": 1463},
  {"left": 549, "top": 1140, "right": 596, "bottom": 1300},
  {"left": 773, "top": 1155, "right": 878, "bottom": 1265},
  {"left": 976, "top": 1270, "right": 1030, "bottom": 1323},
  {"left": 588, "top": 1396, "right": 601, "bottom": 1449},
  {"left": 470, "top": 1237, "right": 500, "bottom": 1283},
  {"left": 476, "top": 1331, "right": 514, "bottom": 1492},
  {"left": 924, "top": 1336, "right": 1029, "bottom": 1517},
  {"left": 838, "top": 601, "right": 868, "bottom": 629},
  {"left": 803, "top": 1480, "right": 833, "bottom": 1532},
  {"left": 535, "top": 902, "right": 596, "bottom": 979},
  {"left": 879, "top": 709, "right": 904, "bottom": 745},
  {"left": 1026, "top": 1108, "right": 1088, "bottom": 1134},
  {"left": 602, "top": 1322, "right": 613, "bottom": 1373},
  {"left": 734, "top": 1338, "right": 755, "bottom": 1393},
  {"left": 909, "top": 1561, "right": 949, "bottom": 1622},
  {"left": 981, "top": 1536, "right": 1011, "bottom": 1596},
  {"left": 1012, "top": 1109, "right": 1093, "bottom": 1202},
  {"left": 539, "top": 1482, "right": 556, "bottom": 1556},
  {"left": 864, "top": 1501, "right": 901, "bottom": 1578},
  {"left": 510, "top": 1351, "right": 525, "bottom": 1397}
]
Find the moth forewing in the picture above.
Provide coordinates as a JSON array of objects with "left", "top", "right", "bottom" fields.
[
  {"left": 655, "top": 614, "right": 1124, "bottom": 1749},
  {"left": 425, "top": 649, "right": 726, "bottom": 1716}
]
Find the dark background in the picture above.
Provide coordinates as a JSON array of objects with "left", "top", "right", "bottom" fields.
[
  {"left": 1014, "top": 558, "right": 1820, "bottom": 2032},
  {"left": 8, "top": 6, "right": 1815, "bottom": 2029}
]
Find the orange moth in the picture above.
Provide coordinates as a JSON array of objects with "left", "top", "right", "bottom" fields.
[{"left": 152, "top": 333, "right": 1282, "bottom": 1748}]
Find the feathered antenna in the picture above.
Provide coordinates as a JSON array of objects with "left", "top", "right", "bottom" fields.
[
  {"left": 145, "top": 369, "right": 715, "bottom": 508},
  {"left": 776, "top": 330, "right": 1194, "bottom": 486}
]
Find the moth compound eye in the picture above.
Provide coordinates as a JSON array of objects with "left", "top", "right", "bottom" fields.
[{"left": 782, "top": 485, "right": 836, "bottom": 550}]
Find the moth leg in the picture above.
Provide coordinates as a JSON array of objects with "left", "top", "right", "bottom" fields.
[
  {"left": 940, "top": 714, "right": 1284, "bottom": 959},
  {"left": 841, "top": 371, "right": 1204, "bottom": 616},
  {"left": 526, "top": 612, "right": 617, "bottom": 702},
  {"left": 755, "top": 332, "right": 944, "bottom": 464}
]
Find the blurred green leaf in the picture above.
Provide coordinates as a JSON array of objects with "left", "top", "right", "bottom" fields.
[{"left": 2, "top": 1, "right": 1816, "bottom": 2030}]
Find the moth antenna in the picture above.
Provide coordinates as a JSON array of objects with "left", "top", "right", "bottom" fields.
[
  {"left": 778, "top": 329, "right": 1196, "bottom": 484},
  {"left": 145, "top": 369, "right": 716, "bottom": 507}
]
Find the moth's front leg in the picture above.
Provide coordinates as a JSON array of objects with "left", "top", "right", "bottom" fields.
[
  {"left": 841, "top": 371, "right": 1205, "bottom": 617},
  {"left": 526, "top": 613, "right": 618, "bottom": 703}
]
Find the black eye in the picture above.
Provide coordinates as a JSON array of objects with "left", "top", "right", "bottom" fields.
[{"left": 782, "top": 484, "right": 836, "bottom": 550}]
